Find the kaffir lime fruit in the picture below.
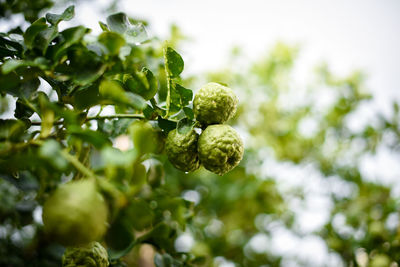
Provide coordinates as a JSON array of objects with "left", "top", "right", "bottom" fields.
[
  {"left": 198, "top": 124, "right": 244, "bottom": 175},
  {"left": 42, "top": 179, "right": 108, "bottom": 246},
  {"left": 165, "top": 128, "right": 200, "bottom": 172},
  {"left": 62, "top": 241, "right": 109, "bottom": 267},
  {"left": 193, "top": 82, "right": 238, "bottom": 125}
]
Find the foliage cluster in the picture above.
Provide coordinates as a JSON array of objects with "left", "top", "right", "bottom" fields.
[{"left": 1, "top": 2, "right": 400, "bottom": 267}]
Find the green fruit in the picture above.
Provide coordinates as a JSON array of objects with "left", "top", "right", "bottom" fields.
[
  {"left": 42, "top": 179, "right": 108, "bottom": 246},
  {"left": 165, "top": 128, "right": 200, "bottom": 172},
  {"left": 62, "top": 241, "right": 109, "bottom": 267},
  {"left": 198, "top": 125, "right": 244, "bottom": 175},
  {"left": 129, "top": 121, "right": 157, "bottom": 154},
  {"left": 193, "top": 82, "right": 238, "bottom": 125}
]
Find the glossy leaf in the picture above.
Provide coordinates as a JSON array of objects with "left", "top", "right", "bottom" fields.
[{"left": 45, "top": 5, "right": 74, "bottom": 25}]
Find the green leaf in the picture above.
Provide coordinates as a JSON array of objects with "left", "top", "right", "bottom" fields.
[
  {"left": 140, "top": 222, "right": 176, "bottom": 250},
  {"left": 33, "top": 25, "right": 58, "bottom": 53},
  {"left": 106, "top": 13, "right": 130, "bottom": 34},
  {"left": 99, "top": 79, "right": 146, "bottom": 110},
  {"left": 124, "top": 67, "right": 158, "bottom": 100},
  {"left": 105, "top": 216, "right": 135, "bottom": 252},
  {"left": 98, "top": 21, "right": 109, "bottom": 31},
  {"left": 45, "top": 5, "right": 75, "bottom": 25},
  {"left": 143, "top": 104, "right": 156, "bottom": 119},
  {"left": 39, "top": 140, "right": 69, "bottom": 170},
  {"left": 52, "top": 26, "right": 88, "bottom": 61},
  {"left": 15, "top": 98, "right": 34, "bottom": 119},
  {"left": 68, "top": 126, "right": 111, "bottom": 149},
  {"left": 157, "top": 117, "right": 177, "bottom": 133},
  {"left": 1, "top": 57, "right": 49, "bottom": 74},
  {"left": 166, "top": 83, "right": 193, "bottom": 114},
  {"left": 0, "top": 119, "right": 27, "bottom": 141},
  {"left": 183, "top": 107, "right": 194, "bottom": 120},
  {"left": 154, "top": 253, "right": 183, "bottom": 267},
  {"left": 66, "top": 45, "right": 106, "bottom": 85},
  {"left": 0, "top": 34, "right": 23, "bottom": 58},
  {"left": 23, "top": 17, "right": 48, "bottom": 49},
  {"left": 71, "top": 83, "right": 102, "bottom": 110},
  {"left": 123, "top": 199, "right": 154, "bottom": 231},
  {"left": 106, "top": 13, "right": 148, "bottom": 45},
  {"left": 175, "top": 83, "right": 193, "bottom": 107},
  {"left": 164, "top": 47, "right": 184, "bottom": 78},
  {"left": 177, "top": 118, "right": 195, "bottom": 135},
  {"left": 98, "top": 31, "right": 125, "bottom": 56}
]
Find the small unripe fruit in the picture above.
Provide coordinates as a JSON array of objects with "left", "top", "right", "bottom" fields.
[
  {"left": 165, "top": 129, "right": 200, "bottom": 172},
  {"left": 198, "top": 124, "right": 244, "bottom": 175},
  {"left": 62, "top": 241, "right": 109, "bottom": 267},
  {"left": 42, "top": 179, "right": 108, "bottom": 246},
  {"left": 193, "top": 82, "right": 238, "bottom": 125}
]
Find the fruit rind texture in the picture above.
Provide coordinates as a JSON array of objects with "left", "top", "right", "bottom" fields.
[
  {"left": 193, "top": 82, "right": 238, "bottom": 125},
  {"left": 165, "top": 128, "right": 200, "bottom": 172},
  {"left": 62, "top": 241, "right": 109, "bottom": 267},
  {"left": 198, "top": 124, "right": 244, "bottom": 176}
]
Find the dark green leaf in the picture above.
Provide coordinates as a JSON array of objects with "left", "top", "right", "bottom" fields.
[
  {"left": 164, "top": 47, "right": 184, "bottom": 78},
  {"left": 123, "top": 199, "right": 154, "bottom": 231},
  {"left": 177, "top": 118, "right": 195, "bottom": 135},
  {"left": 67, "top": 46, "right": 106, "bottom": 85},
  {"left": 52, "top": 26, "right": 88, "bottom": 61},
  {"left": 15, "top": 98, "right": 34, "bottom": 119},
  {"left": 175, "top": 83, "right": 192, "bottom": 107},
  {"left": 105, "top": 217, "right": 135, "bottom": 252},
  {"left": 157, "top": 117, "right": 177, "bottom": 133},
  {"left": 98, "top": 31, "right": 125, "bottom": 56},
  {"left": 45, "top": 5, "right": 75, "bottom": 25},
  {"left": 0, "top": 119, "right": 27, "bottom": 141},
  {"left": 183, "top": 107, "right": 194, "bottom": 120},
  {"left": 32, "top": 25, "right": 58, "bottom": 53},
  {"left": 0, "top": 34, "right": 23, "bottom": 58},
  {"left": 143, "top": 104, "right": 156, "bottom": 119},
  {"left": 23, "top": 17, "right": 48, "bottom": 49},
  {"left": 68, "top": 126, "right": 111, "bottom": 149}
]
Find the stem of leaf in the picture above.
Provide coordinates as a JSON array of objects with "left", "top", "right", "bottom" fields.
[{"left": 61, "top": 149, "right": 96, "bottom": 179}]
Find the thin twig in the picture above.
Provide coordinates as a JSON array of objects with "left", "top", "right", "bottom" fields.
[{"left": 30, "top": 114, "right": 146, "bottom": 126}]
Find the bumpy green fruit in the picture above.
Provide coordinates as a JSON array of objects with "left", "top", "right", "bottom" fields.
[
  {"left": 198, "top": 125, "right": 244, "bottom": 175},
  {"left": 193, "top": 82, "right": 238, "bottom": 125},
  {"left": 42, "top": 179, "right": 108, "bottom": 246},
  {"left": 165, "top": 129, "right": 200, "bottom": 172},
  {"left": 62, "top": 242, "right": 109, "bottom": 267}
]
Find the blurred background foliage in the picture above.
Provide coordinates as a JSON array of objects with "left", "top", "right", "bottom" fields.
[{"left": 0, "top": 1, "right": 399, "bottom": 267}]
